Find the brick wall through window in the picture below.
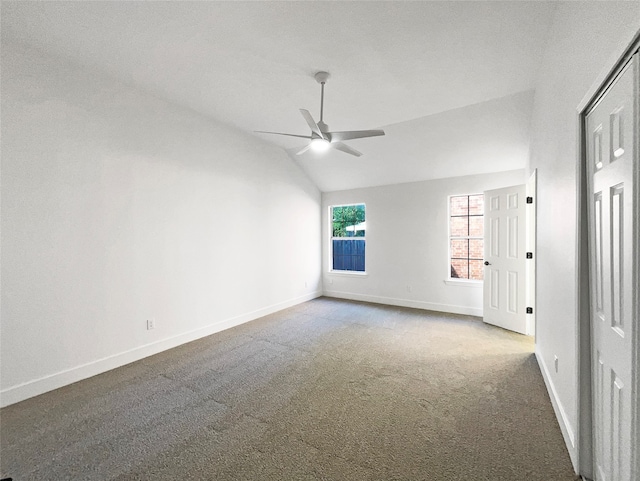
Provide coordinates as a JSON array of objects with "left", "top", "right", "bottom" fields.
[{"left": 449, "top": 194, "right": 484, "bottom": 280}]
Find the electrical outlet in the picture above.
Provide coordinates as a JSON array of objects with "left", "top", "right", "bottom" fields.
[
  {"left": 407, "top": 285, "right": 412, "bottom": 292},
  {"left": 147, "top": 319, "right": 155, "bottom": 330},
  {"left": 329, "top": 278, "right": 333, "bottom": 285},
  {"left": 305, "top": 281, "right": 308, "bottom": 288},
  {"left": 554, "top": 355, "right": 559, "bottom": 373}
]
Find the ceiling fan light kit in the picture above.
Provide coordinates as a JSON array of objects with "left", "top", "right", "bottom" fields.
[
  {"left": 310, "top": 138, "right": 331, "bottom": 152},
  {"left": 256, "top": 71, "right": 385, "bottom": 157}
]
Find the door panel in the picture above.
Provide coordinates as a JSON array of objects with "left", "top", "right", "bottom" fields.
[
  {"left": 483, "top": 184, "right": 526, "bottom": 334},
  {"left": 586, "top": 52, "right": 637, "bottom": 481}
]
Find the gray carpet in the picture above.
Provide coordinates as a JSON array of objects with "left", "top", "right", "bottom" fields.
[{"left": 1, "top": 297, "right": 576, "bottom": 480}]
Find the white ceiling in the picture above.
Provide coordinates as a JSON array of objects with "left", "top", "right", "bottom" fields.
[{"left": 1, "top": 1, "right": 558, "bottom": 192}]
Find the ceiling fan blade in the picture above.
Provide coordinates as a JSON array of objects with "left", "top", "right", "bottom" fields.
[
  {"left": 328, "top": 129, "right": 385, "bottom": 142},
  {"left": 296, "top": 143, "right": 313, "bottom": 155},
  {"left": 299, "top": 109, "right": 325, "bottom": 139},
  {"left": 255, "top": 131, "right": 313, "bottom": 139},
  {"left": 331, "top": 142, "right": 362, "bottom": 157}
]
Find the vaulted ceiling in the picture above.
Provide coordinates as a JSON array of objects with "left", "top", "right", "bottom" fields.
[{"left": 1, "top": 1, "right": 558, "bottom": 191}]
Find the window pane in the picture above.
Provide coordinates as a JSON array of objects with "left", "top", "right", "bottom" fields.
[
  {"left": 331, "top": 204, "right": 366, "bottom": 272},
  {"left": 450, "top": 239, "right": 468, "bottom": 259},
  {"left": 450, "top": 196, "right": 469, "bottom": 216},
  {"left": 450, "top": 259, "right": 469, "bottom": 279},
  {"left": 469, "top": 195, "right": 484, "bottom": 215},
  {"left": 332, "top": 204, "right": 365, "bottom": 238},
  {"left": 469, "top": 215, "right": 483, "bottom": 237},
  {"left": 449, "top": 194, "right": 483, "bottom": 281},
  {"left": 450, "top": 216, "right": 468, "bottom": 237},
  {"left": 469, "top": 239, "right": 483, "bottom": 260},
  {"left": 333, "top": 239, "right": 365, "bottom": 272},
  {"left": 469, "top": 260, "right": 484, "bottom": 280}
]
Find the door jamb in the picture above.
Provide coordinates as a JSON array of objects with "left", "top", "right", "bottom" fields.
[
  {"left": 526, "top": 170, "right": 537, "bottom": 337},
  {"left": 575, "top": 30, "right": 640, "bottom": 479}
]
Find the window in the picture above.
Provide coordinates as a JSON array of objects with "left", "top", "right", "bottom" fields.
[
  {"left": 330, "top": 204, "right": 365, "bottom": 272},
  {"left": 449, "top": 194, "right": 484, "bottom": 280}
]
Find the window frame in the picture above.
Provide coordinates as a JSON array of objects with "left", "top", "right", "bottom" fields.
[
  {"left": 328, "top": 203, "right": 367, "bottom": 275},
  {"left": 447, "top": 194, "right": 484, "bottom": 284}
]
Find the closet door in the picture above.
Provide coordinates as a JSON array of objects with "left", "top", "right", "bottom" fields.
[{"left": 585, "top": 52, "right": 638, "bottom": 481}]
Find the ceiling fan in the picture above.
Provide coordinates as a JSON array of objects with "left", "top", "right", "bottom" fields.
[{"left": 256, "top": 71, "right": 385, "bottom": 157}]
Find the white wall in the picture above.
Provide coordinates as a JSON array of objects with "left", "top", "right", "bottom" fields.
[
  {"left": 0, "top": 41, "right": 322, "bottom": 407},
  {"left": 322, "top": 170, "right": 525, "bottom": 316},
  {"left": 528, "top": 1, "right": 640, "bottom": 471}
]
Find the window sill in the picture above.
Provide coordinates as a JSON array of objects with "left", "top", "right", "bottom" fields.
[
  {"left": 444, "top": 279, "right": 482, "bottom": 287},
  {"left": 327, "top": 270, "right": 369, "bottom": 278}
]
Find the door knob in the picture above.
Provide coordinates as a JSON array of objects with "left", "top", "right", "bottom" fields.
[{"left": 484, "top": 261, "right": 490, "bottom": 266}]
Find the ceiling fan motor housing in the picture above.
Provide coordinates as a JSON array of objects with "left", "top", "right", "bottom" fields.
[{"left": 317, "top": 120, "right": 329, "bottom": 133}]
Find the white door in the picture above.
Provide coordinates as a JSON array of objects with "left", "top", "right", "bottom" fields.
[
  {"left": 586, "top": 52, "right": 638, "bottom": 481},
  {"left": 483, "top": 184, "right": 527, "bottom": 334}
]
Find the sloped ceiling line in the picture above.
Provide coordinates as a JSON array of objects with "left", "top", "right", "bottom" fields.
[{"left": 1, "top": 1, "right": 556, "bottom": 191}]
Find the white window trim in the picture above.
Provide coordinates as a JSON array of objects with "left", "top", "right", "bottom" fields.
[
  {"left": 329, "top": 203, "right": 367, "bottom": 274},
  {"left": 447, "top": 193, "right": 484, "bottom": 283},
  {"left": 327, "top": 270, "right": 369, "bottom": 277},
  {"left": 444, "top": 279, "right": 482, "bottom": 287}
]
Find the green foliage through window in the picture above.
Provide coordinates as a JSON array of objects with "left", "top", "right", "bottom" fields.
[{"left": 332, "top": 204, "right": 365, "bottom": 238}]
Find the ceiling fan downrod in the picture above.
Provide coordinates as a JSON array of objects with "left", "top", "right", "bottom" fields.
[
  {"left": 315, "top": 71, "right": 330, "bottom": 125},
  {"left": 320, "top": 81, "right": 325, "bottom": 122}
]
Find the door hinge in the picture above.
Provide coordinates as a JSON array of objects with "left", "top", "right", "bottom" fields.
[
  {"left": 526, "top": 196, "right": 533, "bottom": 204},
  {"left": 526, "top": 252, "right": 533, "bottom": 259},
  {"left": 526, "top": 307, "right": 533, "bottom": 314}
]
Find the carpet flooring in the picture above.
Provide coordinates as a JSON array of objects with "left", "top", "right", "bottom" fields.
[{"left": 1, "top": 297, "right": 576, "bottom": 480}]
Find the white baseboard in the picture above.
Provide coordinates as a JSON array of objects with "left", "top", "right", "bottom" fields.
[
  {"left": 0, "top": 291, "right": 322, "bottom": 408},
  {"left": 535, "top": 347, "right": 578, "bottom": 471},
  {"left": 322, "top": 289, "right": 483, "bottom": 317}
]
